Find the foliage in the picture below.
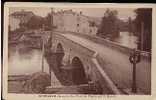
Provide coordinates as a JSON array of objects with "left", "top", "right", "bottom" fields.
[
  {"left": 25, "top": 15, "right": 45, "bottom": 29},
  {"left": 12, "top": 12, "right": 54, "bottom": 32},
  {"left": 128, "top": 17, "right": 133, "bottom": 34},
  {"left": 97, "top": 9, "right": 119, "bottom": 40},
  {"left": 44, "top": 13, "right": 52, "bottom": 26},
  {"left": 134, "top": 8, "right": 152, "bottom": 52},
  {"left": 43, "top": 13, "right": 52, "bottom": 30},
  {"left": 23, "top": 72, "right": 50, "bottom": 93},
  {"left": 9, "top": 27, "right": 26, "bottom": 34},
  {"left": 89, "top": 21, "right": 96, "bottom": 27}
]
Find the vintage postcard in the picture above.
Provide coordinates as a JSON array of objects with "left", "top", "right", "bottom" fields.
[{"left": 2, "top": 2, "right": 156, "bottom": 100}]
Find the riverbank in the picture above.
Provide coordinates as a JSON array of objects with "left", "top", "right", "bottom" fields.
[
  {"left": 8, "top": 72, "right": 51, "bottom": 94},
  {"left": 8, "top": 75, "right": 29, "bottom": 93},
  {"left": 8, "top": 80, "right": 25, "bottom": 93}
]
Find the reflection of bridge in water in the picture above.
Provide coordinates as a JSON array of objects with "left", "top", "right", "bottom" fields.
[{"left": 42, "top": 30, "right": 151, "bottom": 95}]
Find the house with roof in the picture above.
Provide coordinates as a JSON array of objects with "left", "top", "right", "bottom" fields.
[
  {"left": 9, "top": 9, "right": 34, "bottom": 31},
  {"left": 53, "top": 9, "right": 100, "bottom": 35}
]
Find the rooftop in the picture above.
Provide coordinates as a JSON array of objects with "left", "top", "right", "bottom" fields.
[{"left": 10, "top": 10, "right": 34, "bottom": 17}]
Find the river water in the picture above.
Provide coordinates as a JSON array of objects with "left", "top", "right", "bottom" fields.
[
  {"left": 8, "top": 44, "right": 49, "bottom": 75},
  {"left": 114, "top": 32, "right": 138, "bottom": 49}
]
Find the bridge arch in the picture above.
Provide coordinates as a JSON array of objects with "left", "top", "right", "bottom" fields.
[
  {"left": 56, "top": 43, "right": 65, "bottom": 70},
  {"left": 71, "top": 57, "right": 88, "bottom": 85}
]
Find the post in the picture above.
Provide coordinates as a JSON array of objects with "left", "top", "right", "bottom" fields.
[
  {"left": 50, "top": 8, "right": 54, "bottom": 46},
  {"left": 51, "top": 8, "right": 53, "bottom": 26},
  {"left": 129, "top": 49, "right": 141, "bottom": 93},
  {"left": 128, "top": 17, "right": 132, "bottom": 36},
  {"left": 49, "top": 8, "right": 53, "bottom": 86},
  {"left": 51, "top": 8, "right": 53, "bottom": 39},
  {"left": 132, "top": 61, "right": 137, "bottom": 93},
  {"left": 41, "top": 37, "right": 44, "bottom": 72},
  {"left": 141, "top": 22, "right": 144, "bottom": 51}
]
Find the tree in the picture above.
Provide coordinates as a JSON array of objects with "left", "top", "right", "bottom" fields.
[
  {"left": 97, "top": 9, "right": 119, "bottom": 40},
  {"left": 128, "top": 17, "right": 133, "bottom": 35},
  {"left": 25, "top": 15, "right": 44, "bottom": 29},
  {"left": 43, "top": 13, "right": 53, "bottom": 30},
  {"left": 134, "top": 8, "right": 152, "bottom": 52},
  {"left": 89, "top": 21, "right": 96, "bottom": 27}
]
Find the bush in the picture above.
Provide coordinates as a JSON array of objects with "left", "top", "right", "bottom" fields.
[{"left": 24, "top": 72, "right": 50, "bottom": 93}]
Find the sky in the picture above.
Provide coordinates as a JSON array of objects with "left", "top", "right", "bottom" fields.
[{"left": 9, "top": 7, "right": 137, "bottom": 21}]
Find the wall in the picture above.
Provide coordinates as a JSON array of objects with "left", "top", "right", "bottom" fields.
[{"left": 9, "top": 16, "right": 20, "bottom": 31}]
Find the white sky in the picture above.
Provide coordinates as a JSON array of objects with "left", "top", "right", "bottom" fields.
[{"left": 9, "top": 7, "right": 137, "bottom": 21}]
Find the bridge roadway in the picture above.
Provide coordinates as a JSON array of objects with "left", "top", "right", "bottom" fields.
[{"left": 59, "top": 33, "right": 150, "bottom": 94}]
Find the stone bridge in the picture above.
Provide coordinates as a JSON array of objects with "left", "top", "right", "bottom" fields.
[{"left": 43, "top": 30, "right": 151, "bottom": 94}]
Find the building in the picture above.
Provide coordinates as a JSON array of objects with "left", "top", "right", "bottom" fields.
[
  {"left": 53, "top": 9, "right": 99, "bottom": 35},
  {"left": 9, "top": 10, "right": 34, "bottom": 31},
  {"left": 9, "top": 15, "right": 20, "bottom": 31}
]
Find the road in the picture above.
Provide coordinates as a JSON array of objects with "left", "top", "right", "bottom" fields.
[{"left": 61, "top": 33, "right": 151, "bottom": 94}]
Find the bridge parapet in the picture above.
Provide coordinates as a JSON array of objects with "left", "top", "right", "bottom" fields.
[
  {"left": 55, "top": 30, "right": 151, "bottom": 60},
  {"left": 53, "top": 32, "right": 95, "bottom": 58},
  {"left": 91, "top": 53, "right": 122, "bottom": 94}
]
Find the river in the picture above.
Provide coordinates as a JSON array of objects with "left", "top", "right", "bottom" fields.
[
  {"left": 8, "top": 44, "right": 49, "bottom": 75},
  {"left": 114, "top": 32, "right": 138, "bottom": 49}
]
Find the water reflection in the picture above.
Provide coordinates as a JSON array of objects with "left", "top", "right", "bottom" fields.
[
  {"left": 8, "top": 42, "right": 62, "bottom": 89},
  {"left": 8, "top": 44, "right": 49, "bottom": 75},
  {"left": 114, "top": 32, "right": 138, "bottom": 49}
]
